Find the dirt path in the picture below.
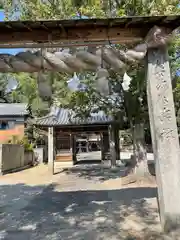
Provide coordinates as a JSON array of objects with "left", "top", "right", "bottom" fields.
[{"left": 0, "top": 164, "right": 164, "bottom": 239}]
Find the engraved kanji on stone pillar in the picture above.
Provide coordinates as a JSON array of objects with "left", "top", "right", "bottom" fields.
[{"left": 147, "top": 46, "right": 180, "bottom": 233}]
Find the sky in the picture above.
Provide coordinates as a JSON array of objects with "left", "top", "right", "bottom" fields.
[{"left": 0, "top": 10, "right": 23, "bottom": 55}]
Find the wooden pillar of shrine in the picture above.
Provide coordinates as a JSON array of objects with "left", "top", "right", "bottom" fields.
[
  {"left": 48, "top": 127, "right": 54, "bottom": 174},
  {"left": 101, "top": 131, "right": 110, "bottom": 161},
  {"left": 70, "top": 133, "right": 77, "bottom": 164},
  {"left": 108, "top": 125, "right": 116, "bottom": 166},
  {"left": 147, "top": 46, "right": 180, "bottom": 232},
  {"left": 100, "top": 132, "right": 104, "bottom": 161},
  {"left": 114, "top": 126, "right": 120, "bottom": 161}
]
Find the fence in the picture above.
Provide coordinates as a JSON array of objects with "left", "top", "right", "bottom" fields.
[{"left": 0, "top": 144, "right": 34, "bottom": 174}]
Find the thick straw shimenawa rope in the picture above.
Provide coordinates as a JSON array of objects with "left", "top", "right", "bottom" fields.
[
  {"left": 0, "top": 26, "right": 172, "bottom": 97},
  {"left": 0, "top": 26, "right": 171, "bottom": 73}
]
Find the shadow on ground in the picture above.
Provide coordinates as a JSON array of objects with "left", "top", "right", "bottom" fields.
[
  {"left": 61, "top": 164, "right": 126, "bottom": 181},
  {"left": 0, "top": 182, "right": 165, "bottom": 240},
  {"left": 61, "top": 163, "right": 155, "bottom": 182}
]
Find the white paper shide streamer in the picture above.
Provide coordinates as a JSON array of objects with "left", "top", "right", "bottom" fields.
[{"left": 122, "top": 72, "right": 132, "bottom": 91}]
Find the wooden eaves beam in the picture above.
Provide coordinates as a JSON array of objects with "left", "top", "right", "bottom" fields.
[
  {"left": 0, "top": 25, "right": 143, "bottom": 48},
  {"left": 0, "top": 15, "right": 179, "bottom": 48}
]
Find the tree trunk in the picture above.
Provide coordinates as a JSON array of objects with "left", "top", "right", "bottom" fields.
[{"left": 133, "top": 123, "right": 149, "bottom": 176}]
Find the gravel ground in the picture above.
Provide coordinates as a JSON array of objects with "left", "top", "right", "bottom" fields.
[{"left": 0, "top": 164, "right": 163, "bottom": 240}]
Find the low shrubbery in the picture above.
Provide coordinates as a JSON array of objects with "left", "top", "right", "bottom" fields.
[{"left": 120, "top": 130, "right": 133, "bottom": 145}]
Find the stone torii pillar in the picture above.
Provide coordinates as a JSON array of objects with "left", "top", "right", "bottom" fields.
[{"left": 147, "top": 44, "right": 180, "bottom": 232}]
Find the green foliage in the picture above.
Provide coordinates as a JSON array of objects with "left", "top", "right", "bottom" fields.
[
  {"left": 64, "top": 72, "right": 124, "bottom": 120},
  {"left": 0, "top": 73, "right": 12, "bottom": 103},
  {"left": 18, "top": 136, "right": 34, "bottom": 152},
  {"left": 173, "top": 76, "right": 180, "bottom": 128},
  {"left": 9, "top": 72, "right": 50, "bottom": 117},
  {"left": 3, "top": 0, "right": 180, "bottom": 21},
  {"left": 123, "top": 65, "right": 148, "bottom": 125},
  {"left": 169, "top": 34, "right": 180, "bottom": 77},
  {"left": 51, "top": 72, "right": 73, "bottom": 107},
  {"left": 170, "top": 35, "right": 180, "bottom": 129},
  {"left": 120, "top": 130, "right": 133, "bottom": 145}
]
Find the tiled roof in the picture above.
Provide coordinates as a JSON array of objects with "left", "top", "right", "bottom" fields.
[
  {"left": 0, "top": 103, "right": 28, "bottom": 116},
  {"left": 35, "top": 106, "right": 112, "bottom": 126}
]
